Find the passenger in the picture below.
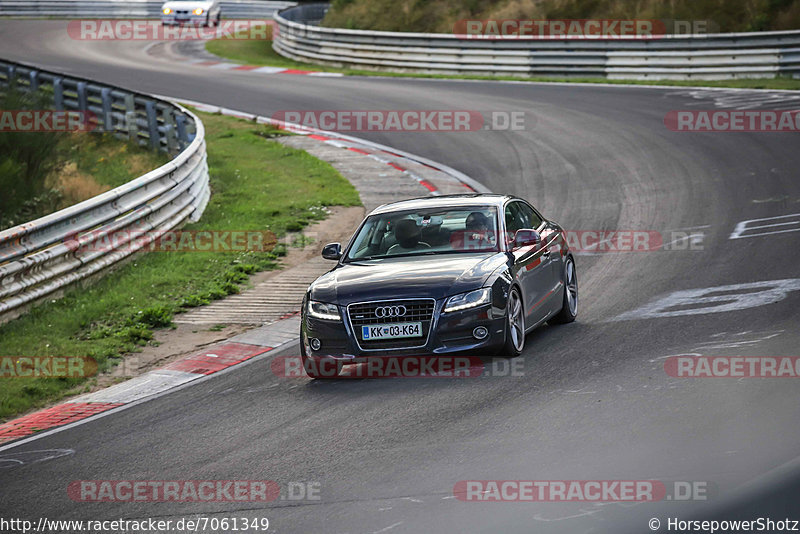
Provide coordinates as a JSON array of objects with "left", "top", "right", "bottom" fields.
[{"left": 451, "top": 211, "right": 495, "bottom": 251}]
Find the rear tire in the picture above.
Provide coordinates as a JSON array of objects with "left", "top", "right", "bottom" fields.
[
  {"left": 551, "top": 256, "right": 578, "bottom": 324},
  {"left": 498, "top": 286, "right": 525, "bottom": 357}
]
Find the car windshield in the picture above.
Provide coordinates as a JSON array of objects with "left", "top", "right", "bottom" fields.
[{"left": 345, "top": 205, "right": 500, "bottom": 261}]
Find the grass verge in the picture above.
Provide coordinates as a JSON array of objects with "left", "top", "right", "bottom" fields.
[
  {"left": 0, "top": 110, "right": 360, "bottom": 421},
  {"left": 206, "top": 38, "right": 800, "bottom": 91},
  {"left": 1, "top": 133, "right": 170, "bottom": 231}
]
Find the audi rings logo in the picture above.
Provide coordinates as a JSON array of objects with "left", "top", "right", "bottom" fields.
[{"left": 375, "top": 305, "right": 407, "bottom": 318}]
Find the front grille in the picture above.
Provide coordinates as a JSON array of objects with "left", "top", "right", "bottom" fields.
[{"left": 348, "top": 299, "right": 435, "bottom": 350}]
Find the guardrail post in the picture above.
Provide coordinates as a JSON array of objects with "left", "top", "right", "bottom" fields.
[
  {"left": 175, "top": 114, "right": 188, "bottom": 148},
  {"left": 145, "top": 100, "right": 160, "bottom": 150},
  {"left": 124, "top": 94, "right": 138, "bottom": 142},
  {"left": 6, "top": 65, "right": 16, "bottom": 90},
  {"left": 162, "top": 107, "right": 178, "bottom": 153},
  {"left": 100, "top": 87, "right": 113, "bottom": 133},
  {"left": 28, "top": 70, "right": 38, "bottom": 92},
  {"left": 53, "top": 77, "right": 64, "bottom": 110},
  {"left": 76, "top": 81, "right": 88, "bottom": 110}
]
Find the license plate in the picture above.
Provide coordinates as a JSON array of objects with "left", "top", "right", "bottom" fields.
[{"left": 362, "top": 322, "right": 422, "bottom": 340}]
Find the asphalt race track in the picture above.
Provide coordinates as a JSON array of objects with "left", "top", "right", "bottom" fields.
[{"left": 1, "top": 20, "right": 799, "bottom": 533}]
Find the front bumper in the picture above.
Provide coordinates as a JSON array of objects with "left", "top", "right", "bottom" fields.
[
  {"left": 301, "top": 299, "right": 506, "bottom": 362},
  {"left": 161, "top": 15, "right": 206, "bottom": 25}
]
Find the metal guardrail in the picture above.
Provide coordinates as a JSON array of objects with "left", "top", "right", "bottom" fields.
[
  {"left": 0, "top": 59, "right": 210, "bottom": 323},
  {"left": 0, "top": 0, "right": 296, "bottom": 19},
  {"left": 274, "top": 4, "right": 800, "bottom": 80}
]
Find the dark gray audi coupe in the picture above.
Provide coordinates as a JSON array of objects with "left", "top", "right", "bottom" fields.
[{"left": 300, "top": 194, "right": 577, "bottom": 378}]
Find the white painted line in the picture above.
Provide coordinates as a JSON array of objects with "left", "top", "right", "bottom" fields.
[
  {"left": 730, "top": 212, "right": 800, "bottom": 239},
  {"left": 743, "top": 221, "right": 800, "bottom": 230},
  {"left": 613, "top": 278, "right": 800, "bottom": 321},
  {"left": 668, "top": 224, "right": 711, "bottom": 231}
]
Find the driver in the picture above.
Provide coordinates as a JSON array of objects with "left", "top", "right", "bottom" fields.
[{"left": 387, "top": 219, "right": 430, "bottom": 254}]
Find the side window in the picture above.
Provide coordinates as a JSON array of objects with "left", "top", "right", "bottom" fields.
[
  {"left": 505, "top": 202, "right": 542, "bottom": 233},
  {"left": 504, "top": 203, "right": 521, "bottom": 235},
  {"left": 505, "top": 202, "right": 544, "bottom": 245},
  {"left": 517, "top": 202, "right": 543, "bottom": 229}
]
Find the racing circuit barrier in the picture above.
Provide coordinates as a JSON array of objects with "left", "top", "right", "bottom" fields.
[
  {"left": 0, "top": 59, "right": 210, "bottom": 323},
  {"left": 274, "top": 4, "right": 800, "bottom": 80},
  {"left": 0, "top": 0, "right": 295, "bottom": 19}
]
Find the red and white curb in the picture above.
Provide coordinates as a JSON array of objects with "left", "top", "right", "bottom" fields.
[
  {"left": 0, "top": 342, "right": 273, "bottom": 446},
  {"left": 0, "top": 313, "right": 305, "bottom": 448},
  {"left": 162, "top": 97, "right": 489, "bottom": 195},
  {"left": 143, "top": 37, "right": 343, "bottom": 77},
  {"left": 0, "top": 99, "right": 489, "bottom": 450},
  {"left": 184, "top": 59, "right": 344, "bottom": 77}
]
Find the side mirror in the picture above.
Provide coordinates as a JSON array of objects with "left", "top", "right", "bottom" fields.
[
  {"left": 322, "top": 242, "right": 342, "bottom": 260},
  {"left": 513, "top": 229, "right": 541, "bottom": 250}
]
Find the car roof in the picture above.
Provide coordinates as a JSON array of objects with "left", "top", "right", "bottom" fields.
[{"left": 369, "top": 194, "right": 519, "bottom": 215}]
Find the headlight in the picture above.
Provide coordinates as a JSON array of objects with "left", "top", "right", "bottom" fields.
[
  {"left": 193, "top": 7, "right": 204, "bottom": 15},
  {"left": 444, "top": 288, "right": 491, "bottom": 313},
  {"left": 162, "top": 7, "right": 172, "bottom": 14},
  {"left": 308, "top": 300, "right": 341, "bottom": 321}
]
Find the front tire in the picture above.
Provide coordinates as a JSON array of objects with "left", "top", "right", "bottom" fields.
[
  {"left": 498, "top": 286, "right": 525, "bottom": 357},
  {"left": 551, "top": 256, "right": 578, "bottom": 324}
]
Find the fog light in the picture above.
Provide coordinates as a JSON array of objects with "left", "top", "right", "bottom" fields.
[
  {"left": 472, "top": 326, "right": 489, "bottom": 340},
  {"left": 309, "top": 338, "right": 321, "bottom": 351}
]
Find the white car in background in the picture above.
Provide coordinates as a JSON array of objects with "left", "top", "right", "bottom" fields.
[{"left": 161, "top": 0, "right": 221, "bottom": 26}]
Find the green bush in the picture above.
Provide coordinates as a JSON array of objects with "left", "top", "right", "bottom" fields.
[
  {"left": 0, "top": 87, "right": 62, "bottom": 220},
  {"left": 138, "top": 305, "right": 174, "bottom": 328}
]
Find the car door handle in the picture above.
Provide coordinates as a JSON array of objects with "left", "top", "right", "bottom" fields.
[{"left": 542, "top": 249, "right": 550, "bottom": 258}]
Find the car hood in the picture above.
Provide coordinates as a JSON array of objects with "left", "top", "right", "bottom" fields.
[{"left": 309, "top": 252, "right": 508, "bottom": 305}]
